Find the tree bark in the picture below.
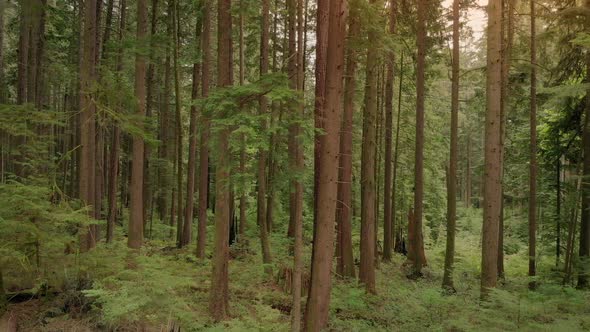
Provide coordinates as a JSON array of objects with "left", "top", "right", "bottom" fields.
[
  {"left": 335, "top": 2, "right": 358, "bottom": 278},
  {"left": 209, "top": 0, "right": 232, "bottom": 320},
  {"left": 196, "top": 0, "right": 211, "bottom": 259},
  {"left": 392, "top": 52, "right": 404, "bottom": 253},
  {"left": 411, "top": 0, "right": 427, "bottom": 276},
  {"left": 359, "top": 0, "right": 378, "bottom": 293},
  {"left": 128, "top": 0, "right": 148, "bottom": 249},
  {"left": 481, "top": 0, "right": 503, "bottom": 297},
  {"left": 304, "top": 0, "right": 347, "bottom": 328},
  {"left": 528, "top": 0, "right": 538, "bottom": 288},
  {"left": 80, "top": 0, "right": 98, "bottom": 251},
  {"left": 578, "top": 0, "right": 590, "bottom": 289},
  {"left": 442, "top": 0, "right": 459, "bottom": 292},
  {"left": 172, "top": 0, "right": 184, "bottom": 247}
]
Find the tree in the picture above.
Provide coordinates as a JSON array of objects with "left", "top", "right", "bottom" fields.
[
  {"left": 335, "top": 1, "right": 358, "bottom": 279},
  {"left": 197, "top": 0, "right": 211, "bottom": 259},
  {"left": 528, "top": 0, "right": 537, "bottom": 288},
  {"left": 80, "top": 0, "right": 98, "bottom": 251},
  {"left": 411, "top": 0, "right": 427, "bottom": 277},
  {"left": 442, "top": 0, "right": 459, "bottom": 292},
  {"left": 360, "top": 0, "right": 378, "bottom": 293},
  {"left": 304, "top": 0, "right": 347, "bottom": 328},
  {"left": 209, "top": 0, "right": 232, "bottom": 320},
  {"left": 481, "top": 0, "right": 503, "bottom": 296},
  {"left": 183, "top": 2, "right": 204, "bottom": 248},
  {"left": 128, "top": 0, "right": 148, "bottom": 250},
  {"left": 578, "top": 0, "right": 590, "bottom": 289},
  {"left": 382, "top": 0, "right": 397, "bottom": 263}
]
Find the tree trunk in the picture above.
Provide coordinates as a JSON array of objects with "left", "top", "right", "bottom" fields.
[
  {"left": 257, "top": 0, "right": 273, "bottom": 271},
  {"left": 196, "top": 0, "right": 211, "bottom": 259},
  {"left": 411, "top": 0, "right": 427, "bottom": 276},
  {"left": 392, "top": 52, "right": 404, "bottom": 253},
  {"left": 209, "top": 0, "right": 232, "bottom": 320},
  {"left": 304, "top": 0, "right": 347, "bottom": 328},
  {"left": 481, "top": 0, "right": 503, "bottom": 297},
  {"left": 578, "top": 0, "right": 590, "bottom": 289},
  {"left": 382, "top": 0, "right": 397, "bottom": 263},
  {"left": 184, "top": 6, "right": 203, "bottom": 248},
  {"left": 528, "top": 0, "right": 537, "bottom": 288},
  {"left": 442, "top": 0, "right": 459, "bottom": 292},
  {"left": 359, "top": 0, "right": 378, "bottom": 293},
  {"left": 172, "top": 0, "right": 184, "bottom": 247},
  {"left": 80, "top": 0, "right": 97, "bottom": 251},
  {"left": 128, "top": 0, "right": 148, "bottom": 250},
  {"left": 335, "top": 2, "right": 358, "bottom": 278}
]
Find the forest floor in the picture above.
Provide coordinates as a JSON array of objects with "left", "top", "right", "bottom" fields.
[{"left": 2, "top": 207, "right": 590, "bottom": 331}]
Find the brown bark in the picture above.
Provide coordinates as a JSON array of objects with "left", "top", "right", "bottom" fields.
[
  {"left": 382, "top": 0, "right": 397, "bottom": 262},
  {"left": 442, "top": 0, "right": 459, "bottom": 291},
  {"left": 128, "top": 0, "right": 148, "bottom": 250},
  {"left": 359, "top": 0, "right": 378, "bottom": 293},
  {"left": 257, "top": 0, "right": 273, "bottom": 270},
  {"left": 392, "top": 52, "right": 404, "bottom": 253},
  {"left": 291, "top": 0, "right": 305, "bottom": 328},
  {"left": 528, "top": 0, "right": 537, "bottom": 287},
  {"left": 578, "top": 0, "right": 590, "bottom": 289},
  {"left": 106, "top": 0, "right": 126, "bottom": 242},
  {"left": 209, "top": 0, "right": 232, "bottom": 320},
  {"left": 304, "top": 0, "right": 347, "bottom": 328},
  {"left": 411, "top": 0, "right": 427, "bottom": 277},
  {"left": 196, "top": 0, "right": 211, "bottom": 259},
  {"left": 335, "top": 3, "right": 358, "bottom": 279},
  {"left": 481, "top": 0, "right": 503, "bottom": 296},
  {"left": 80, "top": 0, "right": 97, "bottom": 251},
  {"left": 184, "top": 6, "right": 203, "bottom": 248},
  {"left": 0, "top": 0, "right": 5, "bottom": 103},
  {"left": 172, "top": 0, "right": 184, "bottom": 247}
]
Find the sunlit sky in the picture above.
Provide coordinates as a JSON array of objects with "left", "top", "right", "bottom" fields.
[{"left": 443, "top": 0, "right": 488, "bottom": 40}]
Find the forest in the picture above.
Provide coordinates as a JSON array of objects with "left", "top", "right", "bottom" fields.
[{"left": 0, "top": 0, "right": 589, "bottom": 330}]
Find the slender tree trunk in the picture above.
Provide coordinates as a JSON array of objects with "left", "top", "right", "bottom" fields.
[
  {"left": 578, "top": 0, "right": 590, "bottom": 289},
  {"left": 238, "top": 0, "right": 247, "bottom": 240},
  {"left": 80, "top": 0, "right": 98, "bottom": 251},
  {"left": 528, "top": 0, "right": 537, "bottom": 288},
  {"left": 0, "top": 0, "right": 5, "bottom": 102},
  {"left": 209, "top": 0, "right": 232, "bottom": 320},
  {"left": 184, "top": 6, "right": 203, "bottom": 248},
  {"left": 291, "top": 0, "right": 305, "bottom": 327},
  {"left": 172, "top": 0, "right": 184, "bottom": 247},
  {"left": 442, "top": 0, "right": 459, "bottom": 292},
  {"left": 392, "top": 52, "right": 404, "bottom": 253},
  {"left": 304, "top": 0, "right": 347, "bottom": 328},
  {"left": 411, "top": 0, "right": 427, "bottom": 276},
  {"left": 335, "top": 3, "right": 358, "bottom": 278},
  {"left": 257, "top": 0, "right": 273, "bottom": 271},
  {"left": 382, "top": 0, "right": 397, "bottom": 262},
  {"left": 129, "top": 0, "right": 148, "bottom": 250},
  {"left": 196, "top": 0, "right": 211, "bottom": 259},
  {"left": 556, "top": 157, "right": 561, "bottom": 266},
  {"left": 481, "top": 0, "right": 503, "bottom": 297},
  {"left": 359, "top": 0, "right": 378, "bottom": 293}
]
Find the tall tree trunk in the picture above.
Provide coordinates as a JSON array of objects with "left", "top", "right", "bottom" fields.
[
  {"left": 481, "top": 0, "right": 503, "bottom": 297},
  {"left": 335, "top": 3, "right": 358, "bottom": 278},
  {"left": 196, "top": 0, "right": 211, "bottom": 259},
  {"left": 209, "top": 0, "right": 232, "bottom": 320},
  {"left": 129, "top": 0, "right": 148, "bottom": 249},
  {"left": 556, "top": 157, "right": 561, "bottom": 265},
  {"left": 0, "top": 0, "right": 5, "bottom": 103},
  {"left": 411, "top": 0, "right": 427, "bottom": 276},
  {"left": 382, "top": 0, "right": 397, "bottom": 262},
  {"left": 442, "top": 0, "right": 459, "bottom": 292},
  {"left": 238, "top": 0, "right": 247, "bottom": 240},
  {"left": 304, "top": 0, "right": 347, "bottom": 328},
  {"left": 80, "top": 0, "right": 98, "bottom": 251},
  {"left": 257, "top": 0, "right": 273, "bottom": 270},
  {"left": 392, "top": 52, "right": 404, "bottom": 253},
  {"left": 359, "top": 0, "right": 378, "bottom": 293},
  {"left": 172, "top": 0, "right": 184, "bottom": 247},
  {"left": 106, "top": 0, "right": 127, "bottom": 243},
  {"left": 291, "top": 0, "right": 305, "bottom": 327},
  {"left": 528, "top": 0, "right": 537, "bottom": 288},
  {"left": 578, "top": 0, "right": 590, "bottom": 289},
  {"left": 184, "top": 5, "right": 203, "bottom": 248}
]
